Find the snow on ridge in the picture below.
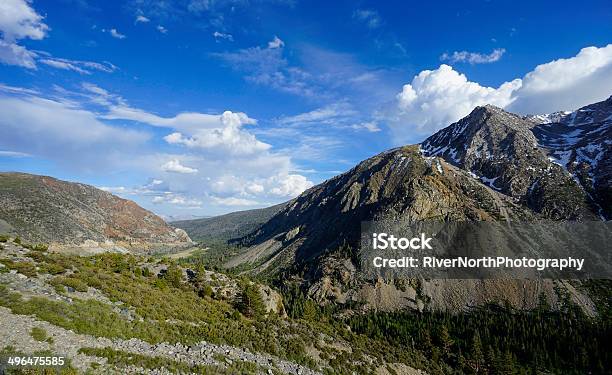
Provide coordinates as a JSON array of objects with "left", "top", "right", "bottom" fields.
[{"left": 480, "top": 176, "right": 501, "bottom": 191}]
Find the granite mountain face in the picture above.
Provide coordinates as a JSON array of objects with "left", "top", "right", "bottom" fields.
[
  {"left": 216, "top": 96, "right": 612, "bottom": 313},
  {"left": 0, "top": 173, "right": 193, "bottom": 254}
]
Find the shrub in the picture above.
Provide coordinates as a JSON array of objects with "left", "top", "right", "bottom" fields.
[
  {"left": 39, "top": 263, "right": 66, "bottom": 275},
  {"left": 50, "top": 276, "right": 88, "bottom": 292},
  {"left": 30, "top": 327, "right": 50, "bottom": 342},
  {"left": 0, "top": 234, "right": 9, "bottom": 242},
  {"left": 0, "top": 259, "right": 37, "bottom": 277},
  {"left": 162, "top": 264, "right": 183, "bottom": 288}
]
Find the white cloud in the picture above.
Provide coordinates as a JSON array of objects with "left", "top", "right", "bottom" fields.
[
  {"left": 392, "top": 64, "right": 520, "bottom": 133},
  {"left": 267, "top": 36, "right": 284, "bottom": 49},
  {"left": 353, "top": 9, "right": 381, "bottom": 29},
  {"left": 101, "top": 102, "right": 269, "bottom": 155},
  {"left": 388, "top": 44, "right": 612, "bottom": 141},
  {"left": 152, "top": 194, "right": 202, "bottom": 207},
  {"left": 108, "top": 28, "right": 126, "bottom": 39},
  {"left": 0, "top": 150, "right": 30, "bottom": 157},
  {"left": 0, "top": 0, "right": 48, "bottom": 41},
  {"left": 156, "top": 25, "right": 167, "bottom": 33},
  {"left": 0, "top": 39, "right": 36, "bottom": 68},
  {"left": 507, "top": 44, "right": 612, "bottom": 114},
  {"left": 161, "top": 159, "right": 198, "bottom": 174},
  {"left": 39, "top": 57, "right": 117, "bottom": 74},
  {"left": 213, "top": 31, "right": 233, "bottom": 42},
  {"left": 0, "top": 0, "right": 48, "bottom": 69},
  {"left": 440, "top": 48, "right": 506, "bottom": 64},
  {"left": 0, "top": 93, "right": 149, "bottom": 169},
  {"left": 1, "top": 83, "right": 315, "bottom": 215},
  {"left": 278, "top": 102, "right": 356, "bottom": 125},
  {"left": 268, "top": 174, "right": 313, "bottom": 197},
  {"left": 211, "top": 196, "right": 260, "bottom": 206},
  {"left": 214, "top": 43, "right": 340, "bottom": 97},
  {"left": 351, "top": 121, "right": 381, "bottom": 132},
  {"left": 135, "top": 15, "right": 150, "bottom": 23}
]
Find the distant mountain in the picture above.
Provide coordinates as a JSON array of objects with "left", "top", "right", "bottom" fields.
[
  {"left": 224, "top": 96, "right": 612, "bottom": 313},
  {"left": 0, "top": 172, "right": 193, "bottom": 254},
  {"left": 173, "top": 203, "right": 286, "bottom": 243}
]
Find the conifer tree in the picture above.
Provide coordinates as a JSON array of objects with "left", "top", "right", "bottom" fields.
[{"left": 236, "top": 282, "right": 265, "bottom": 319}]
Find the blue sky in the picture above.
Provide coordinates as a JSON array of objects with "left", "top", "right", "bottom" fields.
[{"left": 1, "top": 0, "right": 611, "bottom": 218}]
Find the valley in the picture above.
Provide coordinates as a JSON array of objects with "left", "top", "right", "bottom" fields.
[{"left": 1, "top": 97, "right": 611, "bottom": 374}]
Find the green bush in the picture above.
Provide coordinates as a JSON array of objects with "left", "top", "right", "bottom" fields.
[
  {"left": 50, "top": 276, "right": 88, "bottom": 292},
  {"left": 0, "top": 259, "right": 37, "bottom": 277},
  {"left": 22, "top": 243, "right": 49, "bottom": 251},
  {"left": 39, "top": 262, "right": 66, "bottom": 275},
  {"left": 0, "top": 234, "right": 9, "bottom": 242},
  {"left": 30, "top": 327, "right": 51, "bottom": 342}
]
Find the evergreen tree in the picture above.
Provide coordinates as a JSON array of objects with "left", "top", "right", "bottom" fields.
[
  {"left": 438, "top": 325, "right": 454, "bottom": 360},
  {"left": 302, "top": 299, "right": 318, "bottom": 321},
  {"left": 194, "top": 263, "right": 206, "bottom": 284},
  {"left": 236, "top": 282, "right": 265, "bottom": 319},
  {"left": 163, "top": 264, "right": 183, "bottom": 288},
  {"left": 470, "top": 331, "right": 485, "bottom": 373}
]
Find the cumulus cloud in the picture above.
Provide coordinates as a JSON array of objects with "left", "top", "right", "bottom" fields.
[
  {"left": 156, "top": 25, "right": 167, "bottom": 33},
  {"left": 268, "top": 174, "right": 313, "bottom": 197},
  {"left": 267, "top": 36, "right": 284, "bottom": 49},
  {"left": 0, "top": 0, "right": 48, "bottom": 68},
  {"left": 353, "top": 9, "right": 382, "bottom": 29},
  {"left": 0, "top": 0, "right": 48, "bottom": 41},
  {"left": 0, "top": 39, "right": 36, "bottom": 67},
  {"left": 135, "top": 15, "right": 150, "bottom": 23},
  {"left": 440, "top": 48, "right": 506, "bottom": 64},
  {"left": 392, "top": 64, "right": 520, "bottom": 133},
  {"left": 507, "top": 44, "right": 612, "bottom": 114},
  {"left": 161, "top": 159, "right": 198, "bottom": 174},
  {"left": 2, "top": 82, "right": 315, "bottom": 215},
  {"left": 388, "top": 44, "right": 612, "bottom": 141},
  {"left": 101, "top": 101, "right": 269, "bottom": 155}
]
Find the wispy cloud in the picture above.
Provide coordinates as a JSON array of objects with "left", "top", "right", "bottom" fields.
[
  {"left": 0, "top": 150, "right": 31, "bottom": 158},
  {"left": 105, "top": 28, "right": 126, "bottom": 39},
  {"left": 213, "top": 42, "right": 317, "bottom": 97},
  {"left": 135, "top": 15, "right": 150, "bottom": 23},
  {"left": 38, "top": 56, "right": 118, "bottom": 75},
  {"left": 267, "top": 36, "right": 284, "bottom": 49},
  {"left": 353, "top": 9, "right": 382, "bottom": 29},
  {"left": 213, "top": 31, "right": 234, "bottom": 42},
  {"left": 440, "top": 48, "right": 506, "bottom": 64}
]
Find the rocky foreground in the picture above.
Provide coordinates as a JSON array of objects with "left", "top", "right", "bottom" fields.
[{"left": 0, "top": 239, "right": 426, "bottom": 374}]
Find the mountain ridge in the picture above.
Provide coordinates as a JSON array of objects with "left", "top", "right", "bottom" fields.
[
  {"left": 214, "top": 96, "right": 612, "bottom": 313},
  {"left": 0, "top": 172, "right": 193, "bottom": 254}
]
